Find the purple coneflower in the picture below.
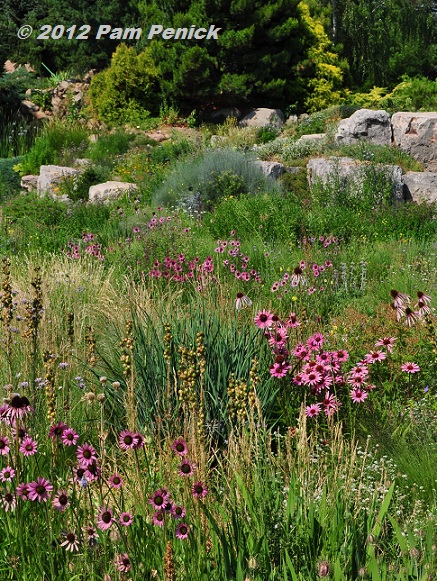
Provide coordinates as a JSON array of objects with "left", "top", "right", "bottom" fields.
[
  {"left": 417, "top": 291, "right": 431, "bottom": 305},
  {"left": 390, "top": 289, "right": 410, "bottom": 308},
  {"left": 20, "top": 436, "right": 38, "bottom": 456},
  {"left": 178, "top": 459, "right": 196, "bottom": 477},
  {"left": 375, "top": 337, "right": 397, "bottom": 353},
  {"left": 0, "top": 436, "right": 10, "bottom": 456},
  {"left": 401, "top": 362, "right": 420, "bottom": 374},
  {"left": 171, "top": 505, "right": 186, "bottom": 519},
  {"left": 235, "top": 292, "right": 252, "bottom": 311},
  {"left": 148, "top": 488, "right": 170, "bottom": 510},
  {"left": 119, "top": 512, "right": 134, "bottom": 526},
  {"left": 364, "top": 350, "right": 386, "bottom": 364},
  {"left": 152, "top": 510, "right": 165, "bottom": 526},
  {"left": 49, "top": 421, "right": 68, "bottom": 440},
  {"left": 60, "top": 531, "right": 79, "bottom": 552},
  {"left": 97, "top": 506, "right": 114, "bottom": 530},
  {"left": 115, "top": 553, "right": 131, "bottom": 573},
  {"left": 108, "top": 473, "right": 123, "bottom": 489},
  {"left": 28, "top": 477, "right": 53, "bottom": 502},
  {"left": 16, "top": 482, "right": 30, "bottom": 500},
  {"left": 404, "top": 307, "right": 420, "bottom": 327},
  {"left": 118, "top": 430, "right": 138, "bottom": 450},
  {"left": 1, "top": 491, "right": 16, "bottom": 511},
  {"left": 0, "top": 466, "right": 15, "bottom": 482},
  {"left": 350, "top": 388, "right": 368, "bottom": 403},
  {"left": 6, "top": 395, "right": 34, "bottom": 421},
  {"left": 52, "top": 490, "right": 70, "bottom": 511},
  {"left": 83, "top": 525, "right": 98, "bottom": 546},
  {"left": 192, "top": 481, "right": 208, "bottom": 498},
  {"left": 305, "top": 403, "right": 321, "bottom": 418},
  {"left": 254, "top": 309, "right": 274, "bottom": 329},
  {"left": 133, "top": 431, "right": 145, "bottom": 449},
  {"left": 171, "top": 438, "right": 188, "bottom": 456},
  {"left": 76, "top": 442, "right": 97, "bottom": 467},
  {"left": 61, "top": 427, "right": 79, "bottom": 446},
  {"left": 175, "top": 522, "right": 190, "bottom": 540}
]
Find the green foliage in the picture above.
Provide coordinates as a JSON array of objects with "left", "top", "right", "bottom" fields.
[
  {"left": 85, "top": 130, "right": 135, "bottom": 164},
  {"left": 331, "top": 0, "right": 436, "bottom": 88},
  {"left": 347, "top": 76, "right": 437, "bottom": 112},
  {"left": 153, "top": 148, "right": 280, "bottom": 213},
  {"left": 16, "top": 121, "right": 88, "bottom": 175},
  {"left": 58, "top": 166, "right": 111, "bottom": 202},
  {"left": 0, "top": 157, "right": 22, "bottom": 200},
  {"left": 296, "top": 2, "right": 347, "bottom": 113},
  {"left": 0, "top": 69, "right": 37, "bottom": 110},
  {"left": 88, "top": 44, "right": 161, "bottom": 125}
]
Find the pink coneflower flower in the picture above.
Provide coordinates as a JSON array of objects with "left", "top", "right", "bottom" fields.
[
  {"left": 77, "top": 443, "right": 97, "bottom": 467},
  {"left": 178, "top": 459, "right": 196, "bottom": 477},
  {"left": 61, "top": 428, "right": 79, "bottom": 446},
  {"left": 235, "top": 292, "right": 252, "bottom": 310},
  {"left": 269, "top": 362, "right": 290, "bottom": 378},
  {"left": 291, "top": 266, "right": 307, "bottom": 286},
  {"left": 171, "top": 505, "right": 186, "bottom": 519},
  {"left": 119, "top": 512, "right": 134, "bottom": 526},
  {"left": 335, "top": 350, "right": 349, "bottom": 363},
  {"left": 20, "top": 437, "right": 38, "bottom": 456},
  {"left": 172, "top": 438, "right": 188, "bottom": 456},
  {"left": 364, "top": 350, "right": 386, "bottom": 364},
  {"left": 133, "top": 432, "right": 145, "bottom": 449},
  {"left": 390, "top": 289, "right": 410, "bottom": 308},
  {"left": 375, "top": 337, "right": 397, "bottom": 353},
  {"left": 350, "top": 388, "right": 368, "bottom": 403},
  {"left": 84, "top": 460, "right": 101, "bottom": 483},
  {"left": 350, "top": 364, "right": 369, "bottom": 377},
  {"left": 118, "top": 430, "right": 138, "bottom": 451},
  {"left": 0, "top": 436, "right": 10, "bottom": 456},
  {"left": 305, "top": 403, "right": 321, "bottom": 418},
  {"left": 149, "top": 488, "right": 170, "bottom": 510},
  {"left": 0, "top": 466, "right": 15, "bottom": 482},
  {"left": 348, "top": 375, "right": 366, "bottom": 387},
  {"left": 108, "top": 474, "right": 123, "bottom": 489},
  {"left": 152, "top": 510, "right": 165, "bottom": 526},
  {"left": 1, "top": 491, "right": 16, "bottom": 512},
  {"left": 97, "top": 506, "right": 114, "bottom": 530},
  {"left": 285, "top": 313, "right": 300, "bottom": 328},
  {"left": 6, "top": 395, "right": 34, "bottom": 421},
  {"left": 52, "top": 490, "right": 69, "bottom": 512},
  {"left": 84, "top": 525, "right": 98, "bottom": 547},
  {"left": 49, "top": 421, "right": 68, "bottom": 440},
  {"left": 301, "top": 371, "right": 322, "bottom": 387},
  {"left": 254, "top": 310, "right": 274, "bottom": 329},
  {"left": 28, "top": 477, "right": 53, "bottom": 502},
  {"left": 192, "top": 481, "right": 208, "bottom": 498},
  {"left": 60, "top": 531, "right": 79, "bottom": 552},
  {"left": 417, "top": 291, "right": 431, "bottom": 305},
  {"left": 175, "top": 522, "right": 190, "bottom": 540},
  {"left": 401, "top": 362, "right": 420, "bottom": 374},
  {"left": 404, "top": 307, "right": 420, "bottom": 327},
  {"left": 321, "top": 392, "right": 339, "bottom": 412},
  {"left": 115, "top": 553, "right": 131, "bottom": 573},
  {"left": 16, "top": 482, "right": 30, "bottom": 500},
  {"left": 416, "top": 300, "right": 431, "bottom": 316}
]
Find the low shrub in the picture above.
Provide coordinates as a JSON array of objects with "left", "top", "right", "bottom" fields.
[
  {"left": 153, "top": 148, "right": 281, "bottom": 213},
  {"left": 0, "top": 156, "right": 23, "bottom": 200}
]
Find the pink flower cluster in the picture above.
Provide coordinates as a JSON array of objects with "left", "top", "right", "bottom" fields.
[
  {"left": 147, "top": 438, "right": 208, "bottom": 540},
  {"left": 216, "top": 234, "right": 262, "bottom": 284},
  {"left": 390, "top": 290, "right": 432, "bottom": 326},
  {"left": 255, "top": 309, "right": 399, "bottom": 418},
  {"left": 271, "top": 259, "right": 333, "bottom": 294},
  {"left": 65, "top": 232, "right": 104, "bottom": 261},
  {"left": 149, "top": 254, "right": 216, "bottom": 291}
]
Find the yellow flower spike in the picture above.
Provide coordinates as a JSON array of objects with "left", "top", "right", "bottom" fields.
[{"left": 292, "top": 296, "right": 298, "bottom": 301}]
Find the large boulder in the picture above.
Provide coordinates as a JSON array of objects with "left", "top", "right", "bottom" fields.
[
  {"left": 37, "top": 165, "right": 81, "bottom": 200},
  {"left": 239, "top": 108, "right": 284, "bottom": 128},
  {"left": 335, "top": 109, "right": 391, "bottom": 146},
  {"left": 253, "top": 160, "right": 284, "bottom": 179},
  {"left": 403, "top": 172, "right": 437, "bottom": 204},
  {"left": 391, "top": 112, "right": 437, "bottom": 167},
  {"left": 88, "top": 181, "right": 138, "bottom": 203},
  {"left": 307, "top": 157, "right": 404, "bottom": 201}
]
